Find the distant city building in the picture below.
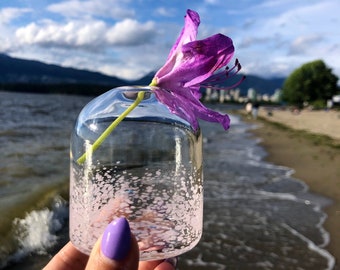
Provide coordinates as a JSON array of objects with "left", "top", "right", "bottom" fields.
[
  {"left": 219, "top": 89, "right": 226, "bottom": 103},
  {"left": 202, "top": 86, "right": 283, "bottom": 104},
  {"left": 204, "top": 87, "right": 212, "bottom": 102},
  {"left": 247, "top": 88, "right": 256, "bottom": 101},
  {"left": 262, "top": 94, "right": 270, "bottom": 102},
  {"left": 271, "top": 89, "right": 282, "bottom": 103}
]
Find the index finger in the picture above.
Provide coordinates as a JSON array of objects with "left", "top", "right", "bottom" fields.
[
  {"left": 139, "top": 259, "right": 176, "bottom": 270},
  {"left": 43, "top": 242, "right": 89, "bottom": 270}
]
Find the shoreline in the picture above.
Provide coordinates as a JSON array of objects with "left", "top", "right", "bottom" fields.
[{"left": 241, "top": 110, "right": 340, "bottom": 269}]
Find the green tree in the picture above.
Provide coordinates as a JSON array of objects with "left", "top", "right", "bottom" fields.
[{"left": 282, "top": 60, "right": 339, "bottom": 108}]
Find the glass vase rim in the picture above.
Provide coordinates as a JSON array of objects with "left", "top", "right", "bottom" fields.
[
  {"left": 114, "top": 85, "right": 160, "bottom": 92},
  {"left": 76, "top": 85, "right": 202, "bottom": 136}
]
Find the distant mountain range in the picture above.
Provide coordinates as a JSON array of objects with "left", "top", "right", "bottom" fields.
[
  {"left": 0, "top": 53, "right": 128, "bottom": 85},
  {"left": 0, "top": 53, "right": 285, "bottom": 96}
]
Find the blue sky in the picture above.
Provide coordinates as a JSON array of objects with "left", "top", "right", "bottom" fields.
[{"left": 1, "top": 0, "right": 339, "bottom": 81}]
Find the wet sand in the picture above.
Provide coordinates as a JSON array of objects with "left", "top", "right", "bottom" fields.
[{"left": 245, "top": 108, "right": 340, "bottom": 269}]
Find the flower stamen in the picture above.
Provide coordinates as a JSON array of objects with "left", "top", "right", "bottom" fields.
[{"left": 200, "top": 59, "right": 245, "bottom": 90}]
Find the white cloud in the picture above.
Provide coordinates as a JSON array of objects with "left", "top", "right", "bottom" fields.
[
  {"left": 0, "top": 7, "right": 33, "bottom": 52},
  {"left": 204, "top": 0, "right": 219, "bottom": 4},
  {"left": 0, "top": 7, "right": 32, "bottom": 24},
  {"left": 238, "top": 37, "right": 272, "bottom": 49},
  {"left": 258, "top": 1, "right": 340, "bottom": 39},
  {"left": 16, "top": 20, "right": 107, "bottom": 50},
  {"left": 2, "top": 0, "right": 340, "bottom": 81},
  {"left": 12, "top": 14, "right": 161, "bottom": 80},
  {"left": 106, "top": 19, "right": 156, "bottom": 46},
  {"left": 97, "top": 42, "right": 170, "bottom": 80},
  {"left": 47, "top": 0, "right": 134, "bottom": 19},
  {"left": 229, "top": 0, "right": 340, "bottom": 78},
  {"left": 289, "top": 35, "right": 323, "bottom": 55},
  {"left": 0, "top": 32, "right": 16, "bottom": 52},
  {"left": 154, "top": 7, "right": 176, "bottom": 17},
  {"left": 15, "top": 18, "right": 157, "bottom": 50}
]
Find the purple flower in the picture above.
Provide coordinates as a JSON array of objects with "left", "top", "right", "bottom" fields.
[{"left": 150, "top": 9, "right": 243, "bottom": 131}]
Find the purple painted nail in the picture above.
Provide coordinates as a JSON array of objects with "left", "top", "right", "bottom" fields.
[{"left": 101, "top": 217, "right": 131, "bottom": 260}]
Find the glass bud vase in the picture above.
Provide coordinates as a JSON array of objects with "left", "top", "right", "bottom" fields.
[{"left": 69, "top": 86, "right": 203, "bottom": 260}]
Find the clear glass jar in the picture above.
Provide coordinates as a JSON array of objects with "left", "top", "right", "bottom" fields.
[{"left": 69, "top": 86, "right": 203, "bottom": 260}]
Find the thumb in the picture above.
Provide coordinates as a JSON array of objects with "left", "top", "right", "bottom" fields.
[{"left": 86, "top": 217, "right": 139, "bottom": 270}]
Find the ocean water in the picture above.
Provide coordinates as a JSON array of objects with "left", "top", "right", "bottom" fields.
[{"left": 0, "top": 91, "right": 335, "bottom": 269}]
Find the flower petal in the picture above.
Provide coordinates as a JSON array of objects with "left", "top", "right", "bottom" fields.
[
  {"left": 154, "top": 87, "right": 230, "bottom": 131},
  {"left": 151, "top": 9, "right": 239, "bottom": 132},
  {"left": 154, "top": 9, "right": 200, "bottom": 80},
  {"left": 167, "top": 9, "right": 200, "bottom": 60},
  {"left": 154, "top": 88, "right": 199, "bottom": 130},
  {"left": 181, "top": 34, "right": 235, "bottom": 86},
  {"left": 156, "top": 34, "right": 234, "bottom": 97}
]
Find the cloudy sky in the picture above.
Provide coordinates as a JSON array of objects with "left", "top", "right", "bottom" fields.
[{"left": 1, "top": 0, "right": 339, "bottom": 81}]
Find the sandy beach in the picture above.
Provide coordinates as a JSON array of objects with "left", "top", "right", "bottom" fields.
[
  {"left": 245, "top": 108, "right": 340, "bottom": 269},
  {"left": 258, "top": 107, "right": 340, "bottom": 140}
]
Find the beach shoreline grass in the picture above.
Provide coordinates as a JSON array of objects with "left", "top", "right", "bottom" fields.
[{"left": 239, "top": 109, "right": 340, "bottom": 269}]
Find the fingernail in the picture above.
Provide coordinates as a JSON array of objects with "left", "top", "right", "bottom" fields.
[{"left": 101, "top": 217, "right": 131, "bottom": 260}]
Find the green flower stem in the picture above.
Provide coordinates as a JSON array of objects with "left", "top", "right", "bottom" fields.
[{"left": 77, "top": 91, "right": 146, "bottom": 165}]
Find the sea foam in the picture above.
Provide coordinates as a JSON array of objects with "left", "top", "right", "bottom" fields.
[{"left": 0, "top": 197, "right": 68, "bottom": 268}]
